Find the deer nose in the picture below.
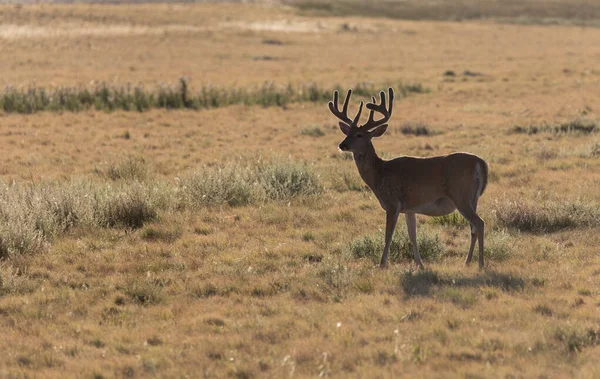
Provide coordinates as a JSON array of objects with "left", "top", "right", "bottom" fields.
[{"left": 338, "top": 142, "right": 349, "bottom": 151}]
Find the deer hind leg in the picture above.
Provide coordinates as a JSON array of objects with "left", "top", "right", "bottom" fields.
[
  {"left": 456, "top": 200, "right": 485, "bottom": 269},
  {"left": 405, "top": 212, "right": 424, "bottom": 269},
  {"left": 380, "top": 206, "right": 400, "bottom": 268},
  {"left": 465, "top": 198, "right": 479, "bottom": 265}
]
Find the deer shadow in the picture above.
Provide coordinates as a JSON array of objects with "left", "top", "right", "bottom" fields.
[{"left": 400, "top": 269, "right": 526, "bottom": 298}]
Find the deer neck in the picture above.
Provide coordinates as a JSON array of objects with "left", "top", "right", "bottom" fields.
[{"left": 353, "top": 142, "right": 383, "bottom": 191}]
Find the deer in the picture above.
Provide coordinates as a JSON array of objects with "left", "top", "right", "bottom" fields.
[{"left": 328, "top": 88, "right": 488, "bottom": 269}]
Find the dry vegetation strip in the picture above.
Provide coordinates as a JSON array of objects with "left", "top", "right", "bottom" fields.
[
  {"left": 0, "top": 79, "right": 427, "bottom": 114},
  {"left": 287, "top": 0, "right": 600, "bottom": 26}
]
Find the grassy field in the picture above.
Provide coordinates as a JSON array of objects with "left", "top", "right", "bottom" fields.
[{"left": 0, "top": 1, "right": 600, "bottom": 378}]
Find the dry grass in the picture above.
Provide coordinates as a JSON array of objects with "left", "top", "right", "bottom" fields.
[{"left": 1, "top": 2, "right": 600, "bottom": 378}]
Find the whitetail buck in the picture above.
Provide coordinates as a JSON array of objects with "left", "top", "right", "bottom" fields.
[{"left": 329, "top": 88, "right": 488, "bottom": 269}]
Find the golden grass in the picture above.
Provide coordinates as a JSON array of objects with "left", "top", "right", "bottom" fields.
[{"left": 0, "top": 2, "right": 600, "bottom": 378}]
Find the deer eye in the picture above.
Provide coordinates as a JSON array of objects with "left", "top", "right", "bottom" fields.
[{"left": 356, "top": 133, "right": 363, "bottom": 138}]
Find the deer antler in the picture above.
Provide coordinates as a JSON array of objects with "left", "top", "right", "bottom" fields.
[
  {"left": 361, "top": 88, "right": 394, "bottom": 131},
  {"left": 328, "top": 89, "right": 364, "bottom": 127}
]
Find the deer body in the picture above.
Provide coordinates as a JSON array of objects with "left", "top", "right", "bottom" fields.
[{"left": 329, "top": 88, "right": 488, "bottom": 269}]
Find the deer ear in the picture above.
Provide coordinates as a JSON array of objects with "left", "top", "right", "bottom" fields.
[
  {"left": 339, "top": 122, "right": 351, "bottom": 136},
  {"left": 370, "top": 124, "right": 388, "bottom": 138}
]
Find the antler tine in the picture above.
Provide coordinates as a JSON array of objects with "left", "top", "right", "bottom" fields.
[
  {"left": 342, "top": 89, "right": 352, "bottom": 115},
  {"left": 329, "top": 88, "right": 367, "bottom": 127},
  {"left": 362, "top": 87, "right": 394, "bottom": 131},
  {"left": 380, "top": 90, "right": 386, "bottom": 110},
  {"left": 328, "top": 89, "right": 354, "bottom": 126},
  {"left": 366, "top": 96, "right": 377, "bottom": 124},
  {"left": 352, "top": 101, "right": 364, "bottom": 125}
]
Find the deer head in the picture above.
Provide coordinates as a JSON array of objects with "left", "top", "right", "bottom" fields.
[{"left": 328, "top": 88, "right": 394, "bottom": 154}]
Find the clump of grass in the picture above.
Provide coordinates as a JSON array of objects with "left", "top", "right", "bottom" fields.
[
  {"left": 512, "top": 119, "right": 597, "bottom": 136},
  {"left": 494, "top": 198, "right": 600, "bottom": 233},
  {"left": 0, "top": 263, "right": 38, "bottom": 295},
  {"left": 399, "top": 123, "right": 437, "bottom": 136},
  {"left": 300, "top": 125, "right": 325, "bottom": 137},
  {"left": 580, "top": 142, "right": 600, "bottom": 158},
  {"left": 93, "top": 183, "right": 159, "bottom": 229},
  {"left": 0, "top": 223, "right": 45, "bottom": 259},
  {"left": 0, "top": 79, "right": 429, "bottom": 114},
  {"left": 349, "top": 229, "right": 444, "bottom": 264},
  {"left": 551, "top": 325, "right": 599, "bottom": 353},
  {"left": 98, "top": 157, "right": 148, "bottom": 181},
  {"left": 316, "top": 249, "right": 356, "bottom": 301},
  {"left": 257, "top": 160, "right": 322, "bottom": 200},
  {"left": 180, "top": 163, "right": 258, "bottom": 207},
  {"left": 179, "top": 158, "right": 321, "bottom": 207},
  {"left": 536, "top": 146, "right": 559, "bottom": 160},
  {"left": 555, "top": 119, "right": 597, "bottom": 134},
  {"left": 0, "top": 181, "right": 91, "bottom": 257},
  {"left": 124, "top": 280, "right": 165, "bottom": 306},
  {"left": 511, "top": 125, "right": 541, "bottom": 135},
  {"left": 485, "top": 230, "right": 512, "bottom": 261},
  {"left": 533, "top": 304, "right": 553, "bottom": 317}
]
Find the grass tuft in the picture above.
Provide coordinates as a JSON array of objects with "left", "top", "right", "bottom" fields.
[
  {"left": 98, "top": 157, "right": 148, "bottom": 181},
  {"left": 180, "top": 163, "right": 258, "bottom": 207},
  {"left": 494, "top": 198, "right": 600, "bottom": 233},
  {"left": 399, "top": 123, "right": 438, "bottom": 136},
  {"left": 93, "top": 183, "right": 159, "bottom": 229},
  {"left": 300, "top": 125, "right": 326, "bottom": 137},
  {"left": 124, "top": 280, "right": 165, "bottom": 306},
  {"left": 180, "top": 158, "right": 321, "bottom": 208},
  {"left": 485, "top": 230, "right": 512, "bottom": 261}
]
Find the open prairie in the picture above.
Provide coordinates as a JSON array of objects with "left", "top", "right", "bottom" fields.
[{"left": 0, "top": 1, "right": 600, "bottom": 378}]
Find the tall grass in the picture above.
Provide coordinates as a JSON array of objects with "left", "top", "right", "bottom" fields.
[
  {"left": 0, "top": 158, "right": 321, "bottom": 257},
  {"left": 494, "top": 198, "right": 600, "bottom": 233},
  {"left": 0, "top": 79, "right": 428, "bottom": 114},
  {"left": 0, "top": 180, "right": 169, "bottom": 258},
  {"left": 179, "top": 158, "right": 321, "bottom": 208}
]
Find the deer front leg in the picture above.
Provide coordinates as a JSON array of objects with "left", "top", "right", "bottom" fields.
[
  {"left": 405, "top": 212, "right": 424, "bottom": 269},
  {"left": 380, "top": 207, "right": 400, "bottom": 268}
]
